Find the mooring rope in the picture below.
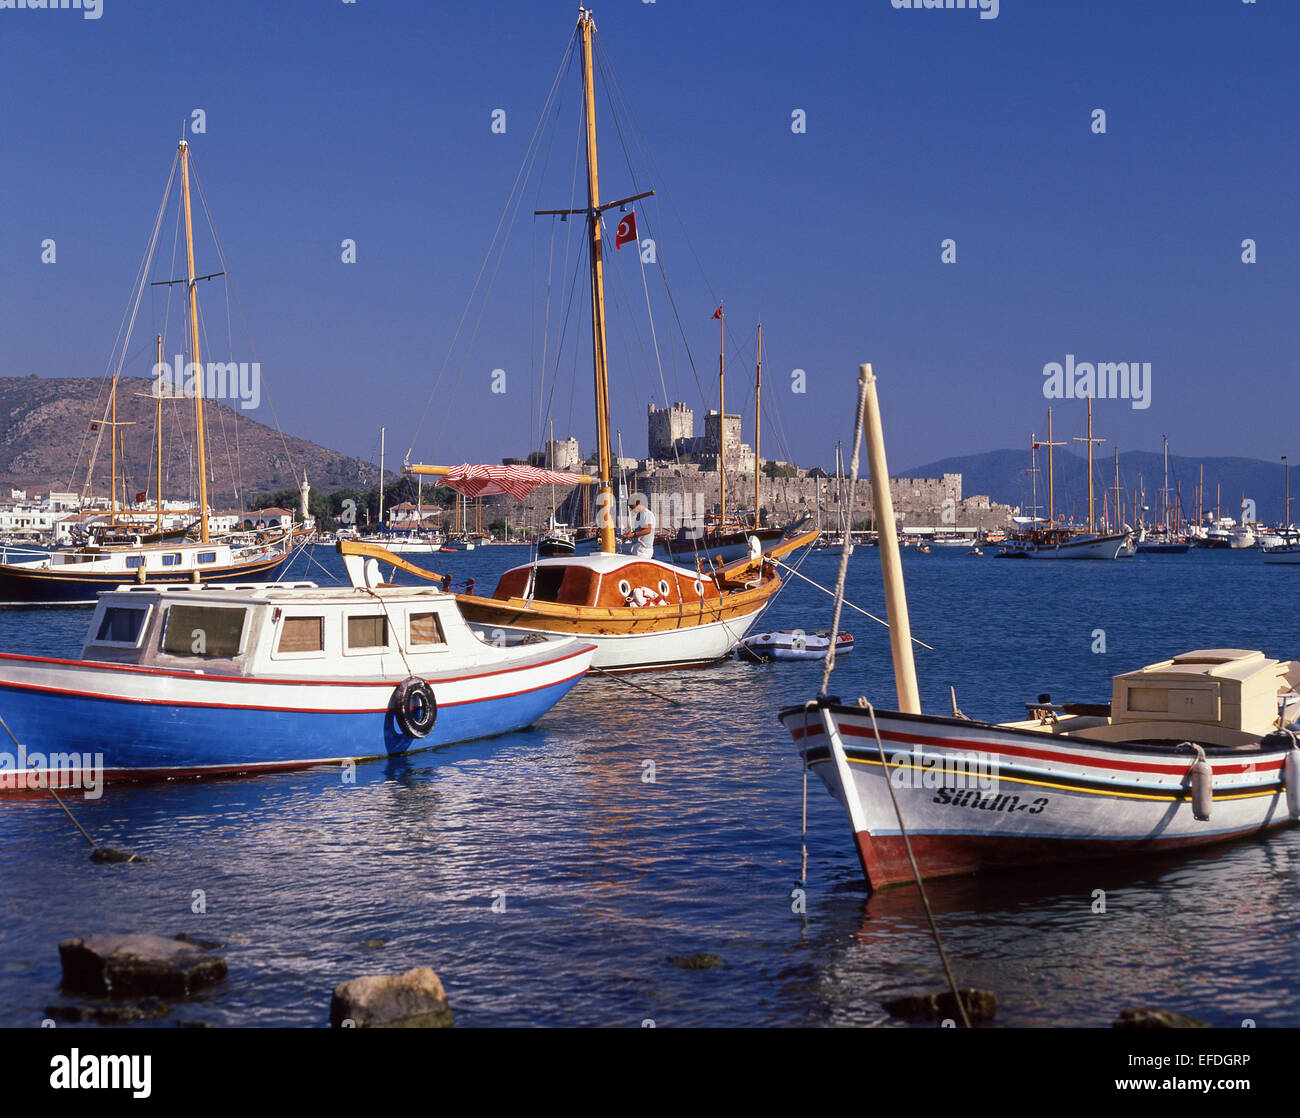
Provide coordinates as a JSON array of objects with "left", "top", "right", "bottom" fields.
[
  {"left": 0, "top": 712, "right": 139, "bottom": 862},
  {"left": 772, "top": 558, "right": 935, "bottom": 652},
  {"left": 813, "top": 369, "right": 970, "bottom": 1028},
  {"left": 589, "top": 666, "right": 683, "bottom": 706}
]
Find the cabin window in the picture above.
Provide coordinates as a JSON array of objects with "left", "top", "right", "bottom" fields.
[
  {"left": 197, "top": 551, "right": 217, "bottom": 564},
  {"left": 95, "top": 606, "right": 148, "bottom": 645},
  {"left": 347, "top": 614, "right": 388, "bottom": 650},
  {"left": 163, "top": 605, "right": 247, "bottom": 658},
  {"left": 531, "top": 568, "right": 566, "bottom": 602},
  {"left": 409, "top": 612, "right": 446, "bottom": 647},
  {"left": 125, "top": 555, "right": 145, "bottom": 569},
  {"left": 277, "top": 616, "right": 324, "bottom": 655},
  {"left": 161, "top": 553, "right": 182, "bottom": 567}
]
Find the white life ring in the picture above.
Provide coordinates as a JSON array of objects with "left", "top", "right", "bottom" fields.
[{"left": 629, "top": 585, "right": 668, "bottom": 607}]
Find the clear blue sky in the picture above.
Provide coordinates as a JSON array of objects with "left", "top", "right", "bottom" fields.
[{"left": 0, "top": 0, "right": 1295, "bottom": 479}]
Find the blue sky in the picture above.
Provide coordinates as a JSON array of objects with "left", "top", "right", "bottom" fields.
[{"left": 0, "top": 0, "right": 1295, "bottom": 479}]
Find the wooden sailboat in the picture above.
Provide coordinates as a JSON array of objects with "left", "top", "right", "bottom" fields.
[
  {"left": 343, "top": 10, "right": 813, "bottom": 670},
  {"left": 0, "top": 140, "right": 298, "bottom": 604},
  {"left": 781, "top": 366, "right": 1300, "bottom": 890},
  {"left": 997, "top": 401, "right": 1132, "bottom": 559}
]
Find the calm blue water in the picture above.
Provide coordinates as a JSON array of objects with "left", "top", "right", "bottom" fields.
[{"left": 1, "top": 544, "right": 1297, "bottom": 1027}]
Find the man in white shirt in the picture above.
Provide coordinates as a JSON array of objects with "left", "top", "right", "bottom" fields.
[{"left": 623, "top": 494, "right": 656, "bottom": 558}]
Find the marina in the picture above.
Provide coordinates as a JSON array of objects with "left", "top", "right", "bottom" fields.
[{"left": 0, "top": 0, "right": 1295, "bottom": 1081}]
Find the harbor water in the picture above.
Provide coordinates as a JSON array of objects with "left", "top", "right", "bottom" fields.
[{"left": 1, "top": 544, "right": 1297, "bottom": 1027}]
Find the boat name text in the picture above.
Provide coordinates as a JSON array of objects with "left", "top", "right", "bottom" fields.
[{"left": 933, "top": 786, "right": 1047, "bottom": 813}]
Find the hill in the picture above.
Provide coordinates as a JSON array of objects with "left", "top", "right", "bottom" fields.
[
  {"left": 900, "top": 448, "right": 1291, "bottom": 526},
  {"left": 0, "top": 375, "right": 374, "bottom": 505}
]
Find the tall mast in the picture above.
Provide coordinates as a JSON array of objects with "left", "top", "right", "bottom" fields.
[
  {"left": 1161, "top": 434, "right": 1170, "bottom": 533},
  {"left": 1043, "top": 409, "right": 1065, "bottom": 526},
  {"left": 179, "top": 140, "right": 211, "bottom": 544},
  {"left": 718, "top": 306, "right": 726, "bottom": 530},
  {"left": 1285, "top": 455, "right": 1290, "bottom": 534},
  {"left": 1029, "top": 433, "right": 1039, "bottom": 521},
  {"left": 1073, "top": 398, "right": 1104, "bottom": 533},
  {"left": 1113, "top": 448, "right": 1121, "bottom": 531},
  {"left": 155, "top": 333, "right": 163, "bottom": 533},
  {"left": 753, "top": 321, "right": 762, "bottom": 529},
  {"left": 378, "top": 426, "right": 385, "bottom": 528},
  {"left": 577, "top": 10, "right": 616, "bottom": 553}
]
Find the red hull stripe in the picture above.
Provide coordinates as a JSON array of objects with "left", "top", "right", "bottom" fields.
[
  {"left": 855, "top": 823, "right": 1293, "bottom": 889},
  {"left": 0, "top": 665, "right": 590, "bottom": 715},
  {"left": 793, "top": 719, "right": 1285, "bottom": 776},
  {"left": 0, "top": 641, "right": 594, "bottom": 689}
]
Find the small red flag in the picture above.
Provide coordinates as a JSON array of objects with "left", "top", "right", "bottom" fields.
[
  {"left": 135, "top": 491, "right": 147, "bottom": 504},
  {"left": 614, "top": 211, "right": 637, "bottom": 249},
  {"left": 711, "top": 306, "right": 722, "bottom": 320},
  {"left": 89, "top": 422, "right": 100, "bottom": 432}
]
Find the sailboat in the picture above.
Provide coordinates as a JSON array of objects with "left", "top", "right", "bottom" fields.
[
  {"left": 341, "top": 10, "right": 813, "bottom": 671},
  {"left": 997, "top": 401, "right": 1131, "bottom": 559},
  {"left": 0, "top": 140, "right": 298, "bottom": 604},
  {"left": 660, "top": 319, "right": 798, "bottom": 563}
]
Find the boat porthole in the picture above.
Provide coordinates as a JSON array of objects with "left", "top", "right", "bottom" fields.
[
  {"left": 693, "top": 579, "right": 704, "bottom": 596},
  {"left": 657, "top": 579, "right": 670, "bottom": 597},
  {"left": 617, "top": 579, "right": 632, "bottom": 598}
]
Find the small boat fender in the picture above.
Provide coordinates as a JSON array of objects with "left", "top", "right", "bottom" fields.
[
  {"left": 1281, "top": 730, "right": 1300, "bottom": 820},
  {"left": 393, "top": 676, "right": 437, "bottom": 739},
  {"left": 629, "top": 586, "right": 667, "bottom": 608},
  {"left": 1181, "top": 743, "right": 1213, "bottom": 821}
]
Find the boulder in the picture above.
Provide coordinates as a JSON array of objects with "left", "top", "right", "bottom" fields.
[
  {"left": 883, "top": 988, "right": 998, "bottom": 1024},
  {"left": 45, "top": 998, "right": 170, "bottom": 1024},
  {"left": 329, "top": 966, "right": 453, "bottom": 1028},
  {"left": 1113, "top": 1007, "right": 1210, "bottom": 1029},
  {"left": 666, "top": 953, "right": 722, "bottom": 970},
  {"left": 58, "top": 934, "right": 227, "bottom": 998}
]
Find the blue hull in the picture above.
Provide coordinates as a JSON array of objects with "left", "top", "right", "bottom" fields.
[{"left": 0, "top": 673, "right": 583, "bottom": 777}]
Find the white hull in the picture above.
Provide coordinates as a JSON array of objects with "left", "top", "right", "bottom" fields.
[
  {"left": 480, "top": 607, "right": 766, "bottom": 671},
  {"left": 781, "top": 700, "right": 1298, "bottom": 888},
  {"left": 1005, "top": 532, "right": 1131, "bottom": 560}
]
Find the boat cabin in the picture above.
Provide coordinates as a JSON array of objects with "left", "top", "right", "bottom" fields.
[
  {"left": 81, "top": 582, "right": 501, "bottom": 679},
  {"left": 490, "top": 554, "right": 722, "bottom": 609},
  {"left": 1006, "top": 649, "right": 1300, "bottom": 748}
]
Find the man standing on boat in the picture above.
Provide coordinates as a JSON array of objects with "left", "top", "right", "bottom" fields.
[{"left": 623, "top": 494, "right": 656, "bottom": 558}]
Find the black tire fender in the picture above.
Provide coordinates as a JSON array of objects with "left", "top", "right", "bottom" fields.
[{"left": 392, "top": 676, "right": 437, "bottom": 738}]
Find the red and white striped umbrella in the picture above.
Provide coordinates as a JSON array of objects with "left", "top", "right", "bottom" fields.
[{"left": 435, "top": 463, "right": 590, "bottom": 500}]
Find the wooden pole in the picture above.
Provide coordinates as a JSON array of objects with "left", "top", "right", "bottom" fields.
[
  {"left": 718, "top": 307, "right": 726, "bottom": 531},
  {"left": 579, "top": 11, "right": 616, "bottom": 553},
  {"left": 179, "top": 141, "right": 210, "bottom": 544},
  {"left": 860, "top": 365, "right": 920, "bottom": 714},
  {"left": 753, "top": 322, "right": 762, "bottom": 529}
]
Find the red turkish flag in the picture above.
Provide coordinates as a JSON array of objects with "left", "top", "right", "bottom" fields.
[
  {"left": 712, "top": 306, "right": 722, "bottom": 320},
  {"left": 615, "top": 211, "right": 637, "bottom": 249},
  {"left": 135, "top": 491, "right": 147, "bottom": 504}
]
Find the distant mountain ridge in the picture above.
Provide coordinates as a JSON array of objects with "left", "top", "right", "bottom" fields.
[
  {"left": 0, "top": 375, "right": 374, "bottom": 504},
  {"left": 900, "top": 448, "right": 1292, "bottom": 526}
]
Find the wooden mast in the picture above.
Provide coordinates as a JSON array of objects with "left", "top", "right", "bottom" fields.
[
  {"left": 1043, "top": 408, "right": 1065, "bottom": 527},
  {"left": 153, "top": 333, "right": 163, "bottom": 534},
  {"left": 1113, "top": 448, "right": 1121, "bottom": 531},
  {"left": 578, "top": 9, "right": 616, "bottom": 554},
  {"left": 717, "top": 306, "right": 726, "bottom": 532},
  {"left": 179, "top": 140, "right": 210, "bottom": 544},
  {"left": 753, "top": 322, "right": 762, "bottom": 529},
  {"left": 1073, "top": 398, "right": 1104, "bottom": 533}
]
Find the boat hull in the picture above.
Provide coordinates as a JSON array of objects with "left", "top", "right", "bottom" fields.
[
  {"left": 0, "top": 549, "right": 297, "bottom": 605},
  {"left": 0, "top": 642, "right": 592, "bottom": 785},
  {"left": 780, "top": 701, "right": 1297, "bottom": 889}
]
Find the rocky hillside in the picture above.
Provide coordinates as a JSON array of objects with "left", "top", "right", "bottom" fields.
[{"left": 0, "top": 375, "right": 374, "bottom": 505}]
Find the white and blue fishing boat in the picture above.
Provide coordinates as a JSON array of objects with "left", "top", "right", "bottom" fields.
[
  {"left": 0, "top": 571, "right": 594, "bottom": 788},
  {"left": 737, "top": 629, "right": 854, "bottom": 663}
]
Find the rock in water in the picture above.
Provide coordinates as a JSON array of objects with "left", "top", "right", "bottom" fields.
[
  {"left": 883, "top": 988, "right": 997, "bottom": 1024},
  {"left": 59, "top": 934, "right": 227, "bottom": 998},
  {"left": 666, "top": 953, "right": 722, "bottom": 970},
  {"left": 329, "top": 966, "right": 453, "bottom": 1028},
  {"left": 1114, "top": 1007, "right": 1210, "bottom": 1029}
]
